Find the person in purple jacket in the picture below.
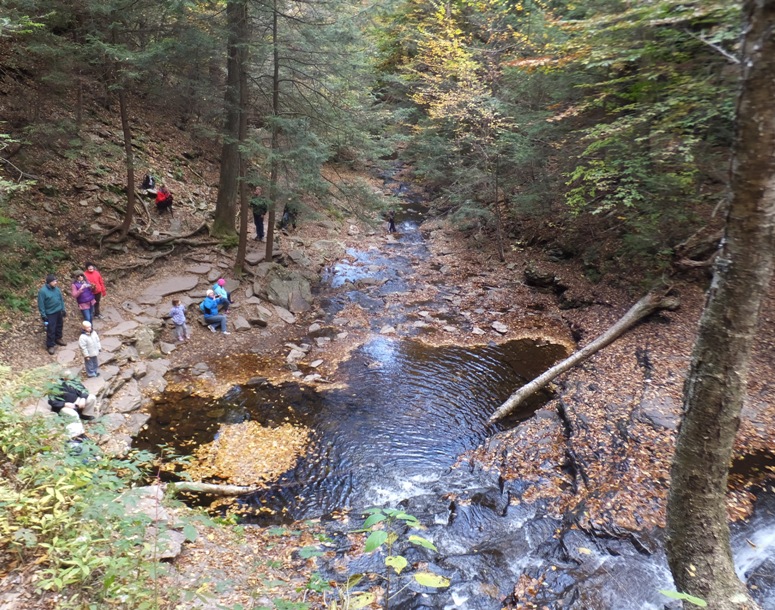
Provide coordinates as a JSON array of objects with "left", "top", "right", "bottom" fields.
[{"left": 71, "top": 270, "right": 96, "bottom": 324}]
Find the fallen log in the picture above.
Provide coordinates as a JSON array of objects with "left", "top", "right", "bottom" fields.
[
  {"left": 489, "top": 288, "right": 680, "bottom": 423},
  {"left": 165, "top": 481, "right": 257, "bottom": 497}
]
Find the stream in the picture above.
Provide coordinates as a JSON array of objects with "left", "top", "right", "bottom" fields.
[{"left": 137, "top": 179, "right": 775, "bottom": 609}]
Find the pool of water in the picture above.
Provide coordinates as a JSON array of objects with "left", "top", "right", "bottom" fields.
[{"left": 136, "top": 336, "right": 566, "bottom": 522}]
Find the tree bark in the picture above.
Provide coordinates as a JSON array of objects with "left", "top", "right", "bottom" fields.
[
  {"left": 665, "top": 2, "right": 775, "bottom": 608},
  {"left": 264, "top": 0, "right": 280, "bottom": 262},
  {"left": 117, "top": 87, "right": 136, "bottom": 240},
  {"left": 213, "top": 0, "right": 247, "bottom": 237},
  {"left": 490, "top": 289, "right": 679, "bottom": 422},
  {"left": 235, "top": 1, "right": 251, "bottom": 275},
  {"left": 166, "top": 481, "right": 257, "bottom": 497}
]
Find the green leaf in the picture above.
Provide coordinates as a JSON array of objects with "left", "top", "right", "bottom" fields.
[
  {"left": 299, "top": 546, "right": 324, "bottom": 559},
  {"left": 349, "top": 592, "right": 375, "bottom": 609},
  {"left": 364, "top": 530, "right": 388, "bottom": 553},
  {"left": 183, "top": 524, "right": 198, "bottom": 542},
  {"left": 414, "top": 572, "right": 450, "bottom": 588},
  {"left": 658, "top": 590, "right": 707, "bottom": 607},
  {"left": 385, "top": 555, "right": 408, "bottom": 574},
  {"left": 362, "top": 513, "right": 387, "bottom": 528},
  {"left": 408, "top": 535, "right": 437, "bottom": 552},
  {"left": 345, "top": 573, "right": 364, "bottom": 589}
]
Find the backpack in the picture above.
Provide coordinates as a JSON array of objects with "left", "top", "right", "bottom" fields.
[{"left": 199, "top": 300, "right": 207, "bottom": 314}]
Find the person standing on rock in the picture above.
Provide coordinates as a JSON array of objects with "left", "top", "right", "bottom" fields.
[
  {"left": 169, "top": 299, "right": 190, "bottom": 342},
  {"left": 78, "top": 320, "right": 101, "bottom": 378},
  {"left": 38, "top": 274, "right": 67, "bottom": 355},
  {"left": 83, "top": 262, "right": 107, "bottom": 320},
  {"left": 200, "top": 290, "right": 230, "bottom": 334},
  {"left": 387, "top": 210, "right": 397, "bottom": 234},
  {"left": 251, "top": 186, "right": 268, "bottom": 241},
  {"left": 71, "top": 270, "right": 96, "bottom": 324}
]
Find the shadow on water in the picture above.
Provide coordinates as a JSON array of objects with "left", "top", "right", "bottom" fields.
[{"left": 136, "top": 336, "right": 566, "bottom": 524}]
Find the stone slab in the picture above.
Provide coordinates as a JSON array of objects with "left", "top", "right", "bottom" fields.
[{"left": 141, "top": 275, "right": 199, "bottom": 298}]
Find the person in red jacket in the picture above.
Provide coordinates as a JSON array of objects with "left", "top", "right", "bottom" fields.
[
  {"left": 155, "top": 185, "right": 173, "bottom": 215},
  {"left": 83, "top": 262, "right": 107, "bottom": 320}
]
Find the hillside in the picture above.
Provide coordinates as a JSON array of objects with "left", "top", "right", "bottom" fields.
[{"left": 1, "top": 95, "right": 774, "bottom": 606}]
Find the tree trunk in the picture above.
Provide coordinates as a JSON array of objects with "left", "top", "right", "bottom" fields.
[
  {"left": 665, "top": 2, "right": 775, "bottom": 608},
  {"left": 234, "top": 2, "right": 250, "bottom": 275},
  {"left": 213, "top": 0, "right": 247, "bottom": 238},
  {"left": 117, "top": 87, "right": 136, "bottom": 240},
  {"left": 166, "top": 481, "right": 257, "bottom": 497},
  {"left": 264, "top": 0, "right": 280, "bottom": 262},
  {"left": 490, "top": 288, "right": 679, "bottom": 422}
]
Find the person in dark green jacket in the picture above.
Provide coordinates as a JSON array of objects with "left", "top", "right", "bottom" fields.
[{"left": 38, "top": 274, "right": 66, "bottom": 355}]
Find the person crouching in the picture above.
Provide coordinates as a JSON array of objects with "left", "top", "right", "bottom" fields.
[{"left": 48, "top": 371, "right": 99, "bottom": 439}]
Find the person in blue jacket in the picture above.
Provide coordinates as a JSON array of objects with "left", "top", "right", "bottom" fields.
[
  {"left": 38, "top": 274, "right": 67, "bottom": 355},
  {"left": 199, "top": 290, "right": 230, "bottom": 334}
]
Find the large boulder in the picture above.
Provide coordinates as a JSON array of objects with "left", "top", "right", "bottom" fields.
[{"left": 254, "top": 265, "right": 315, "bottom": 313}]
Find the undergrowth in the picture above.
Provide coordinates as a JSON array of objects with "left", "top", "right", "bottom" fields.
[{"left": 0, "top": 365, "right": 198, "bottom": 609}]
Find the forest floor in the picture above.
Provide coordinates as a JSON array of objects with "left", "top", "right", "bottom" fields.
[{"left": 1, "top": 103, "right": 775, "bottom": 608}]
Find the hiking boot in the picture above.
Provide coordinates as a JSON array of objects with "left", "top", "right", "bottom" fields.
[
  {"left": 223, "top": 331, "right": 231, "bottom": 335},
  {"left": 208, "top": 325, "right": 216, "bottom": 333},
  {"left": 55, "top": 339, "right": 66, "bottom": 346},
  {"left": 47, "top": 346, "right": 56, "bottom": 355}
]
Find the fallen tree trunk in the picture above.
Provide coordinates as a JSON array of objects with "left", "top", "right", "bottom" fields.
[
  {"left": 489, "top": 288, "right": 680, "bottom": 422},
  {"left": 165, "top": 481, "right": 257, "bottom": 497}
]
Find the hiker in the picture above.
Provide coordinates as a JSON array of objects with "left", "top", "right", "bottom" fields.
[
  {"left": 71, "top": 270, "right": 96, "bottom": 324},
  {"left": 78, "top": 320, "right": 101, "bottom": 378},
  {"left": 38, "top": 274, "right": 67, "bottom": 355},
  {"left": 140, "top": 173, "right": 156, "bottom": 192},
  {"left": 200, "top": 290, "right": 230, "bottom": 334},
  {"left": 251, "top": 186, "right": 268, "bottom": 241},
  {"left": 83, "top": 261, "right": 107, "bottom": 320},
  {"left": 169, "top": 299, "right": 190, "bottom": 343},
  {"left": 48, "top": 371, "right": 98, "bottom": 439},
  {"left": 155, "top": 185, "right": 173, "bottom": 215},
  {"left": 212, "top": 278, "right": 233, "bottom": 309},
  {"left": 387, "top": 210, "right": 397, "bottom": 234},
  {"left": 279, "top": 201, "right": 298, "bottom": 232}
]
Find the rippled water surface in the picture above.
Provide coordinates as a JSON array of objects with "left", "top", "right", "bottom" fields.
[{"left": 138, "top": 336, "right": 565, "bottom": 521}]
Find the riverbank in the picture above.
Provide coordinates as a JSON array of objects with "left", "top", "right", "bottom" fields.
[{"left": 3, "top": 178, "right": 775, "bottom": 608}]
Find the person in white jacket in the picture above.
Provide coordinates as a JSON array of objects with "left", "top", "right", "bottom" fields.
[{"left": 78, "top": 320, "right": 101, "bottom": 377}]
